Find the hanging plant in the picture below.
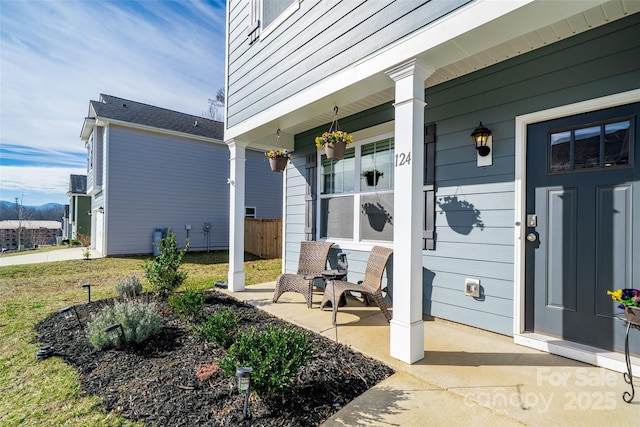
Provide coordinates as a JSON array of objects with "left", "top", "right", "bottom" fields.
[
  {"left": 265, "top": 129, "right": 292, "bottom": 172},
  {"left": 315, "top": 106, "right": 354, "bottom": 160}
]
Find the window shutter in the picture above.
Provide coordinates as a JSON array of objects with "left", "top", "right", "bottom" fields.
[
  {"left": 304, "top": 153, "right": 317, "bottom": 241},
  {"left": 423, "top": 123, "right": 436, "bottom": 250}
]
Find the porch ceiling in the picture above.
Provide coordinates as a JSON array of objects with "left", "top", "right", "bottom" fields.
[{"left": 232, "top": 0, "right": 639, "bottom": 148}]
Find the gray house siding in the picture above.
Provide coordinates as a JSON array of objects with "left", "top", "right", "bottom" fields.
[
  {"left": 283, "top": 12, "right": 640, "bottom": 335},
  {"left": 104, "top": 126, "right": 282, "bottom": 255},
  {"left": 226, "top": 0, "right": 470, "bottom": 127}
]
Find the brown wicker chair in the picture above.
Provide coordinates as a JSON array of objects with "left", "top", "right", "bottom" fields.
[
  {"left": 272, "top": 241, "right": 334, "bottom": 308},
  {"left": 320, "top": 246, "right": 393, "bottom": 324}
]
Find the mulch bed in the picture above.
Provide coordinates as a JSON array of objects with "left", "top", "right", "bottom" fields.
[{"left": 34, "top": 290, "right": 394, "bottom": 426}]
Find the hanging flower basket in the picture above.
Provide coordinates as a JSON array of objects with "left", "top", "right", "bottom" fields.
[
  {"left": 315, "top": 107, "right": 354, "bottom": 160},
  {"left": 362, "top": 170, "right": 384, "bottom": 186},
  {"left": 269, "top": 156, "right": 288, "bottom": 172},
  {"left": 265, "top": 149, "right": 291, "bottom": 172}
]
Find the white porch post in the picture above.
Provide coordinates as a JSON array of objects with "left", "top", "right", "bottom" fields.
[
  {"left": 227, "top": 139, "right": 247, "bottom": 292},
  {"left": 386, "top": 59, "right": 434, "bottom": 364}
]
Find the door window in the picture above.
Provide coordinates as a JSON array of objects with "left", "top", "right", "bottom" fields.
[{"left": 549, "top": 118, "right": 632, "bottom": 173}]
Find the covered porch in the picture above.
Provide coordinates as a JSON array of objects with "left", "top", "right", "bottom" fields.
[{"left": 219, "top": 281, "right": 640, "bottom": 426}]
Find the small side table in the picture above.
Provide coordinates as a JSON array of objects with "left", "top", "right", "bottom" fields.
[
  {"left": 616, "top": 309, "right": 640, "bottom": 403},
  {"left": 322, "top": 269, "right": 347, "bottom": 307}
]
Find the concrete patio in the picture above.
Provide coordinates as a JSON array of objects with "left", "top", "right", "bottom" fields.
[{"left": 220, "top": 282, "right": 640, "bottom": 426}]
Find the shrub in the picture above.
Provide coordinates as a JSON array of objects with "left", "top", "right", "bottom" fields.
[
  {"left": 87, "top": 300, "right": 161, "bottom": 350},
  {"left": 220, "top": 325, "right": 315, "bottom": 398},
  {"left": 168, "top": 289, "right": 205, "bottom": 319},
  {"left": 195, "top": 307, "right": 239, "bottom": 349},
  {"left": 143, "top": 229, "right": 189, "bottom": 299},
  {"left": 116, "top": 275, "right": 143, "bottom": 299}
]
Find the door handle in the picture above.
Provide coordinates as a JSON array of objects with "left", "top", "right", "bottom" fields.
[{"left": 527, "top": 233, "right": 537, "bottom": 242}]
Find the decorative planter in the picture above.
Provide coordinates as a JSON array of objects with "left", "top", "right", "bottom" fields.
[
  {"left": 269, "top": 157, "right": 288, "bottom": 172},
  {"left": 363, "top": 170, "right": 383, "bottom": 186},
  {"left": 625, "top": 306, "right": 640, "bottom": 326},
  {"left": 324, "top": 142, "right": 346, "bottom": 160}
]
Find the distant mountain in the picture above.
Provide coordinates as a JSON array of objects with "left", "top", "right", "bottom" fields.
[{"left": 0, "top": 201, "right": 65, "bottom": 221}]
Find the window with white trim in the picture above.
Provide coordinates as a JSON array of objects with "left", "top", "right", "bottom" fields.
[
  {"left": 248, "top": 0, "right": 298, "bottom": 43},
  {"left": 318, "top": 135, "right": 394, "bottom": 243}
]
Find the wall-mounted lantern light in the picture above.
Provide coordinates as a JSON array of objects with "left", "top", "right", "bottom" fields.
[
  {"left": 104, "top": 323, "right": 128, "bottom": 351},
  {"left": 81, "top": 283, "right": 91, "bottom": 303},
  {"left": 471, "top": 122, "right": 492, "bottom": 157},
  {"left": 59, "top": 306, "right": 82, "bottom": 328},
  {"left": 98, "top": 206, "right": 104, "bottom": 214},
  {"left": 236, "top": 367, "right": 253, "bottom": 419}
]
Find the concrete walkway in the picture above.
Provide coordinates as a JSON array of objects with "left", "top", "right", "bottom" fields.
[
  {"left": 220, "top": 283, "right": 640, "bottom": 427},
  {"left": 0, "top": 247, "right": 102, "bottom": 267}
]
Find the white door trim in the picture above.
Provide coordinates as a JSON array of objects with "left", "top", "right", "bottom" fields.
[{"left": 513, "top": 88, "right": 640, "bottom": 373}]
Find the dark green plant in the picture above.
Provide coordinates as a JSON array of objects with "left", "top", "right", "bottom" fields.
[
  {"left": 116, "top": 275, "right": 143, "bottom": 299},
  {"left": 87, "top": 300, "right": 161, "bottom": 350},
  {"left": 220, "top": 325, "right": 315, "bottom": 398},
  {"left": 168, "top": 289, "right": 205, "bottom": 319},
  {"left": 143, "top": 229, "right": 189, "bottom": 299},
  {"left": 195, "top": 307, "right": 239, "bottom": 349}
]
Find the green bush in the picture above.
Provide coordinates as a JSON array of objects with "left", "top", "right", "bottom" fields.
[
  {"left": 143, "top": 229, "right": 189, "bottom": 299},
  {"left": 195, "top": 307, "right": 239, "bottom": 349},
  {"left": 87, "top": 300, "right": 161, "bottom": 350},
  {"left": 220, "top": 325, "right": 315, "bottom": 398},
  {"left": 115, "top": 275, "right": 143, "bottom": 299},
  {"left": 168, "top": 289, "right": 205, "bottom": 319}
]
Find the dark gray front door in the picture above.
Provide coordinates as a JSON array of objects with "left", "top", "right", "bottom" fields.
[{"left": 525, "top": 102, "right": 640, "bottom": 355}]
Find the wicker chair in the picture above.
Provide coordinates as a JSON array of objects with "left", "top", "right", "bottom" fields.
[
  {"left": 272, "top": 241, "right": 334, "bottom": 308},
  {"left": 320, "top": 246, "right": 393, "bottom": 324}
]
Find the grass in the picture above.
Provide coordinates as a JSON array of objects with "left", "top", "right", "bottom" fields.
[{"left": 0, "top": 250, "right": 281, "bottom": 426}]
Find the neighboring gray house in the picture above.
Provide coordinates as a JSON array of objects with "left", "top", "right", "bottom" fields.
[
  {"left": 224, "top": 0, "right": 640, "bottom": 374},
  {"left": 80, "top": 94, "right": 283, "bottom": 256}
]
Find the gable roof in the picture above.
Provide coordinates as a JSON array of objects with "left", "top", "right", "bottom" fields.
[
  {"left": 81, "top": 94, "right": 223, "bottom": 141},
  {"left": 68, "top": 174, "right": 87, "bottom": 194}
]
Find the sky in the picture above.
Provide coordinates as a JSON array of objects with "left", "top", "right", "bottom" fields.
[{"left": 0, "top": 0, "right": 227, "bottom": 207}]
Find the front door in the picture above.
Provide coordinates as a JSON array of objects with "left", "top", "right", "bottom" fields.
[{"left": 525, "top": 102, "right": 640, "bottom": 355}]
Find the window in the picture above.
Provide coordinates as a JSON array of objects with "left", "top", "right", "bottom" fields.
[
  {"left": 319, "top": 136, "right": 394, "bottom": 243},
  {"left": 549, "top": 117, "right": 632, "bottom": 173},
  {"left": 88, "top": 133, "right": 94, "bottom": 172},
  {"left": 248, "top": 0, "right": 298, "bottom": 43}
]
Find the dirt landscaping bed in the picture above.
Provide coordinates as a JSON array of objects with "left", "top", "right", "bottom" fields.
[{"left": 34, "top": 290, "right": 394, "bottom": 426}]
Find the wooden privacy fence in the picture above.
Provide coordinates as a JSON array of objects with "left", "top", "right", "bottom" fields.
[{"left": 244, "top": 218, "right": 282, "bottom": 259}]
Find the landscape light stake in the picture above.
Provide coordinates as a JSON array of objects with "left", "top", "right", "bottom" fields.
[
  {"left": 104, "top": 323, "right": 128, "bottom": 351},
  {"left": 81, "top": 283, "right": 91, "bottom": 303},
  {"left": 236, "top": 367, "right": 253, "bottom": 419},
  {"left": 59, "top": 306, "right": 82, "bottom": 328}
]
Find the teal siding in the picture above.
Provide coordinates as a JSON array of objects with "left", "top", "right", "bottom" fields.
[
  {"left": 423, "top": 12, "right": 640, "bottom": 335},
  {"left": 282, "top": 12, "right": 640, "bottom": 335}
]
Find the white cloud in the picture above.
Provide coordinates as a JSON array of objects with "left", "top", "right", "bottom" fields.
[
  {"left": 0, "top": 166, "right": 87, "bottom": 205},
  {"left": 0, "top": 0, "right": 226, "bottom": 205}
]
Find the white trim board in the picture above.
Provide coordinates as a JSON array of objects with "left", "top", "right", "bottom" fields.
[{"left": 513, "top": 88, "right": 640, "bottom": 374}]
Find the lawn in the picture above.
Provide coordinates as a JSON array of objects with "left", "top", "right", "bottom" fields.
[{"left": 0, "top": 251, "right": 281, "bottom": 426}]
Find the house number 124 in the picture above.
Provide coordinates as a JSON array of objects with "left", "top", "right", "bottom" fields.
[{"left": 395, "top": 152, "right": 411, "bottom": 167}]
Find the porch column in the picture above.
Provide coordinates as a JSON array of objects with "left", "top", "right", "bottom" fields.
[
  {"left": 386, "top": 59, "right": 434, "bottom": 364},
  {"left": 227, "top": 139, "right": 248, "bottom": 292}
]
